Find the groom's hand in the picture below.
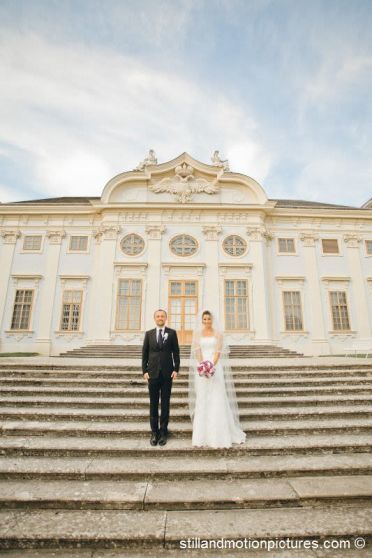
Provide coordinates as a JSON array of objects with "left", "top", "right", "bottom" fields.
[
  {"left": 171, "top": 371, "right": 177, "bottom": 379},
  {"left": 143, "top": 372, "right": 149, "bottom": 381}
]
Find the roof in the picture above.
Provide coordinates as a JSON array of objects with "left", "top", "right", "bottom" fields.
[
  {"left": 0, "top": 195, "right": 368, "bottom": 210},
  {"left": 3, "top": 196, "right": 100, "bottom": 205},
  {"left": 269, "top": 198, "right": 360, "bottom": 210}
]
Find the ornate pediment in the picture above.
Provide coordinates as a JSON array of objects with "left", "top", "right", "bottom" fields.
[
  {"left": 101, "top": 151, "right": 269, "bottom": 206},
  {"left": 148, "top": 162, "right": 219, "bottom": 203}
]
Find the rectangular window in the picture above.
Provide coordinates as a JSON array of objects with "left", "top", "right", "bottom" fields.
[
  {"left": 278, "top": 238, "right": 295, "bottom": 253},
  {"left": 224, "top": 279, "right": 248, "bottom": 330},
  {"left": 11, "top": 289, "right": 33, "bottom": 330},
  {"left": 69, "top": 236, "right": 88, "bottom": 251},
  {"left": 116, "top": 279, "right": 142, "bottom": 330},
  {"left": 322, "top": 239, "right": 339, "bottom": 254},
  {"left": 329, "top": 291, "right": 350, "bottom": 330},
  {"left": 60, "top": 290, "right": 82, "bottom": 331},
  {"left": 23, "top": 235, "right": 42, "bottom": 251},
  {"left": 283, "top": 291, "right": 303, "bottom": 331},
  {"left": 366, "top": 240, "right": 372, "bottom": 255}
]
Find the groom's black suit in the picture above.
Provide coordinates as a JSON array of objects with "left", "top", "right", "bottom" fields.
[{"left": 142, "top": 326, "right": 180, "bottom": 435}]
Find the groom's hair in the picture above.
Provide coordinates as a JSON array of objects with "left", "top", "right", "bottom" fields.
[{"left": 154, "top": 308, "right": 167, "bottom": 317}]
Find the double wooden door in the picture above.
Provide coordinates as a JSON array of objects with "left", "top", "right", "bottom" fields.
[{"left": 168, "top": 280, "right": 198, "bottom": 344}]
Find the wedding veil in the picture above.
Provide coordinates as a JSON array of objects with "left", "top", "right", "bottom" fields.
[{"left": 188, "top": 308, "right": 243, "bottom": 432}]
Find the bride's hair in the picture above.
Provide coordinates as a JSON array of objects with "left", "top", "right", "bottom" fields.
[{"left": 201, "top": 310, "right": 212, "bottom": 319}]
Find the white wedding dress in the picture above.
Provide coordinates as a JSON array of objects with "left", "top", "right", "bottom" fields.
[{"left": 191, "top": 336, "right": 246, "bottom": 448}]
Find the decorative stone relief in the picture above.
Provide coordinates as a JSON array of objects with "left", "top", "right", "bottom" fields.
[
  {"left": 343, "top": 234, "right": 362, "bottom": 248},
  {"left": 46, "top": 230, "right": 66, "bottom": 244},
  {"left": 5, "top": 331, "right": 34, "bottom": 340},
  {"left": 60, "top": 276, "right": 90, "bottom": 289},
  {"left": 93, "top": 224, "right": 121, "bottom": 243},
  {"left": 246, "top": 226, "right": 272, "bottom": 242},
  {"left": 149, "top": 163, "right": 219, "bottom": 203},
  {"left": 219, "top": 264, "right": 252, "bottom": 276},
  {"left": 299, "top": 232, "right": 319, "bottom": 247},
  {"left": 0, "top": 229, "right": 21, "bottom": 244},
  {"left": 11, "top": 275, "right": 42, "bottom": 287},
  {"left": 145, "top": 225, "right": 166, "bottom": 239},
  {"left": 202, "top": 225, "right": 222, "bottom": 240}
]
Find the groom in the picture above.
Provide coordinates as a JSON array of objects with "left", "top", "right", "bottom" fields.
[{"left": 142, "top": 309, "right": 180, "bottom": 446}]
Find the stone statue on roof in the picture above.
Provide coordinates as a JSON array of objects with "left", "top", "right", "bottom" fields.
[
  {"left": 211, "top": 150, "right": 230, "bottom": 172},
  {"left": 134, "top": 149, "right": 158, "bottom": 171}
]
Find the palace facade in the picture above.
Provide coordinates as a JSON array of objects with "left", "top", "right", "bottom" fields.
[{"left": 0, "top": 152, "right": 371, "bottom": 356}]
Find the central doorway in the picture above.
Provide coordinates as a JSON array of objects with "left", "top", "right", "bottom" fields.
[{"left": 168, "top": 280, "right": 198, "bottom": 344}]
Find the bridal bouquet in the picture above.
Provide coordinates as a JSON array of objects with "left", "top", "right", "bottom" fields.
[{"left": 197, "top": 360, "right": 216, "bottom": 378}]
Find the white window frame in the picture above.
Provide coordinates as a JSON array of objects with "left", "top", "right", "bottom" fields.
[
  {"left": 282, "top": 290, "right": 304, "bottom": 331},
  {"left": 365, "top": 240, "right": 372, "bottom": 256},
  {"left": 67, "top": 235, "right": 90, "bottom": 253},
  {"left": 10, "top": 288, "right": 35, "bottom": 331},
  {"left": 277, "top": 237, "right": 296, "bottom": 255},
  {"left": 169, "top": 234, "right": 199, "bottom": 258},
  {"left": 115, "top": 278, "right": 143, "bottom": 331},
  {"left": 222, "top": 235, "right": 247, "bottom": 257},
  {"left": 59, "top": 289, "right": 83, "bottom": 331},
  {"left": 223, "top": 278, "right": 250, "bottom": 331},
  {"left": 21, "top": 235, "right": 43, "bottom": 253},
  {"left": 120, "top": 233, "right": 145, "bottom": 257},
  {"left": 329, "top": 290, "right": 351, "bottom": 331},
  {"left": 321, "top": 238, "right": 340, "bottom": 256}
]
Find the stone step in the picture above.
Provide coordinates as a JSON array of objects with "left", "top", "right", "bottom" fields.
[
  {"left": 1, "top": 394, "right": 371, "bottom": 409},
  {"left": 2, "top": 368, "right": 372, "bottom": 379},
  {"left": 58, "top": 351, "right": 304, "bottom": 359},
  {"left": 0, "top": 454, "right": 370, "bottom": 481},
  {"left": 1, "top": 433, "right": 371, "bottom": 457},
  {"left": 0, "top": 475, "right": 371, "bottom": 510},
  {"left": 1, "top": 363, "right": 371, "bottom": 371},
  {"left": 2, "top": 418, "right": 372, "bottom": 437},
  {"left": 1, "top": 375, "right": 371, "bottom": 387},
  {"left": 1, "top": 404, "right": 371, "bottom": 423},
  {"left": 0, "top": 505, "right": 370, "bottom": 549},
  {"left": 0, "top": 551, "right": 370, "bottom": 558},
  {"left": 2, "top": 385, "right": 371, "bottom": 398}
]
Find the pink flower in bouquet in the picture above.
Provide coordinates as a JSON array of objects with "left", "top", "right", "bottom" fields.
[
  {"left": 197, "top": 359, "right": 216, "bottom": 378},
  {"left": 197, "top": 362, "right": 205, "bottom": 376}
]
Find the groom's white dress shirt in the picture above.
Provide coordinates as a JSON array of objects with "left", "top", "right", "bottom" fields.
[{"left": 156, "top": 327, "right": 165, "bottom": 343}]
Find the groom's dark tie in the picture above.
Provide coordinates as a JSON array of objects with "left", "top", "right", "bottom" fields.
[{"left": 158, "top": 329, "right": 164, "bottom": 349}]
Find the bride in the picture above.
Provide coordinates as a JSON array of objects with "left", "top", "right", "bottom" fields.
[{"left": 188, "top": 309, "right": 246, "bottom": 448}]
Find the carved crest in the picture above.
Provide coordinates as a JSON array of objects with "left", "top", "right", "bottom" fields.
[{"left": 148, "top": 163, "right": 219, "bottom": 203}]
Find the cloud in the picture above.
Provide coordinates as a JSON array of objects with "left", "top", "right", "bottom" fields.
[
  {"left": 294, "top": 155, "right": 372, "bottom": 207},
  {"left": 227, "top": 141, "right": 271, "bottom": 183},
  {"left": 0, "top": 31, "right": 271, "bottom": 199}
]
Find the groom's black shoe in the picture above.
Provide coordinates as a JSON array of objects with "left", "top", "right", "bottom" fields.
[
  {"left": 150, "top": 431, "right": 158, "bottom": 446},
  {"left": 158, "top": 432, "right": 167, "bottom": 446}
]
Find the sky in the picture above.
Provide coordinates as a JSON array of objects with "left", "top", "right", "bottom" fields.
[{"left": 0, "top": 0, "right": 371, "bottom": 207}]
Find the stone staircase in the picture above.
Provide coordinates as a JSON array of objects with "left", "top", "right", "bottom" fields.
[
  {"left": 59, "top": 343, "right": 304, "bottom": 358},
  {"left": 0, "top": 360, "right": 371, "bottom": 554}
]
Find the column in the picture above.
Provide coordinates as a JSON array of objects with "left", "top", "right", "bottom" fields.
[
  {"left": 246, "top": 225, "right": 272, "bottom": 343},
  {"left": 88, "top": 224, "right": 121, "bottom": 343},
  {"left": 202, "top": 225, "right": 222, "bottom": 316},
  {"left": 36, "top": 230, "right": 66, "bottom": 354},
  {"left": 344, "top": 234, "right": 371, "bottom": 337},
  {"left": 0, "top": 230, "right": 21, "bottom": 344},
  {"left": 299, "top": 232, "right": 328, "bottom": 354},
  {"left": 144, "top": 225, "right": 166, "bottom": 329}
]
